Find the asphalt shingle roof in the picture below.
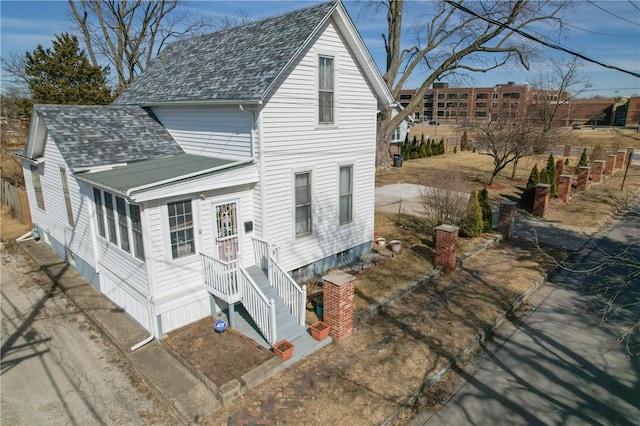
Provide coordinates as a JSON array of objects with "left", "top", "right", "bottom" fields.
[
  {"left": 115, "top": 1, "right": 337, "bottom": 105},
  {"left": 36, "top": 105, "right": 183, "bottom": 170}
]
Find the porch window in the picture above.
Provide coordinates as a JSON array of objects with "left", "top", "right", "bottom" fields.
[
  {"left": 30, "top": 165, "right": 45, "bottom": 210},
  {"left": 129, "top": 204, "right": 144, "bottom": 261},
  {"left": 295, "top": 172, "right": 312, "bottom": 236},
  {"left": 318, "top": 56, "right": 334, "bottom": 124},
  {"left": 59, "top": 168, "right": 74, "bottom": 227},
  {"left": 104, "top": 193, "right": 117, "bottom": 244},
  {"left": 339, "top": 165, "right": 353, "bottom": 224},
  {"left": 168, "top": 200, "right": 194, "bottom": 259},
  {"left": 93, "top": 188, "right": 105, "bottom": 238},
  {"left": 116, "top": 196, "right": 130, "bottom": 253}
]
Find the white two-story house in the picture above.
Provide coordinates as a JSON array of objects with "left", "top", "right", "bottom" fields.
[{"left": 19, "top": 0, "right": 396, "bottom": 346}]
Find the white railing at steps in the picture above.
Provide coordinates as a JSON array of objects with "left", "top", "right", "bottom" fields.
[
  {"left": 200, "top": 253, "right": 241, "bottom": 304},
  {"left": 201, "top": 252, "right": 277, "bottom": 345},
  {"left": 252, "top": 237, "right": 306, "bottom": 327},
  {"left": 237, "top": 267, "right": 277, "bottom": 345},
  {"left": 269, "top": 257, "right": 307, "bottom": 327}
]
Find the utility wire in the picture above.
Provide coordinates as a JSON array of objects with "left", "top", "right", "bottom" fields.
[
  {"left": 444, "top": 0, "right": 640, "bottom": 79},
  {"left": 587, "top": 0, "right": 640, "bottom": 26},
  {"left": 629, "top": 0, "right": 640, "bottom": 13}
]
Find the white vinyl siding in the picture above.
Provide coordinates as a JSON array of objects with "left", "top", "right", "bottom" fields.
[
  {"left": 30, "top": 164, "right": 45, "bottom": 210},
  {"left": 259, "top": 20, "right": 377, "bottom": 272},
  {"left": 339, "top": 165, "right": 353, "bottom": 224},
  {"left": 295, "top": 172, "right": 312, "bottom": 236},
  {"left": 151, "top": 106, "right": 252, "bottom": 160},
  {"left": 318, "top": 56, "right": 334, "bottom": 124},
  {"left": 60, "top": 168, "right": 74, "bottom": 226}
]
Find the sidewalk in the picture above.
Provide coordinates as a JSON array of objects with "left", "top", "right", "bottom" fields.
[{"left": 18, "top": 239, "right": 219, "bottom": 424}]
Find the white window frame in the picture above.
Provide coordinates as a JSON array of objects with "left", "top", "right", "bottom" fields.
[
  {"left": 30, "top": 164, "right": 45, "bottom": 210},
  {"left": 59, "top": 167, "right": 74, "bottom": 227},
  {"left": 294, "top": 171, "right": 312, "bottom": 237},
  {"left": 129, "top": 204, "right": 144, "bottom": 261},
  {"left": 116, "top": 196, "right": 130, "bottom": 253},
  {"left": 167, "top": 199, "right": 196, "bottom": 260},
  {"left": 93, "top": 187, "right": 106, "bottom": 238},
  {"left": 318, "top": 54, "right": 335, "bottom": 125},
  {"left": 392, "top": 127, "right": 402, "bottom": 142},
  {"left": 104, "top": 192, "right": 118, "bottom": 244},
  {"left": 339, "top": 165, "right": 353, "bottom": 225}
]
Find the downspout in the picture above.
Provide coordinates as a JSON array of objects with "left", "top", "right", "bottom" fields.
[
  {"left": 131, "top": 204, "right": 158, "bottom": 351},
  {"left": 16, "top": 231, "right": 33, "bottom": 242}
]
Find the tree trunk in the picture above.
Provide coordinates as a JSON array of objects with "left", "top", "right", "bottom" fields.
[
  {"left": 511, "top": 157, "right": 520, "bottom": 179},
  {"left": 376, "top": 115, "right": 393, "bottom": 167}
]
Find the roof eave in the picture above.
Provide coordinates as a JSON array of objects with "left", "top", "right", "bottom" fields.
[{"left": 129, "top": 99, "right": 264, "bottom": 108}]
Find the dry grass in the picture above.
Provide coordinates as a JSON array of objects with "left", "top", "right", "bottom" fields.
[{"left": 0, "top": 206, "right": 32, "bottom": 241}]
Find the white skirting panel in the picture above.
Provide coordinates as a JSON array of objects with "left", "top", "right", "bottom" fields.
[
  {"left": 100, "top": 269, "right": 150, "bottom": 331},
  {"left": 157, "top": 291, "right": 212, "bottom": 334}
]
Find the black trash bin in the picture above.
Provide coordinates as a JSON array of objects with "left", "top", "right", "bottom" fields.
[{"left": 393, "top": 153, "right": 403, "bottom": 167}]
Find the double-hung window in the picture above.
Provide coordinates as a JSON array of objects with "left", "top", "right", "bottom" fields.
[
  {"left": 339, "top": 166, "right": 353, "bottom": 224},
  {"left": 129, "top": 204, "right": 144, "bottom": 260},
  {"left": 318, "top": 56, "right": 334, "bottom": 124},
  {"left": 116, "top": 197, "right": 130, "bottom": 252},
  {"left": 93, "top": 188, "right": 106, "bottom": 237},
  {"left": 295, "top": 172, "right": 312, "bottom": 236},
  {"left": 30, "top": 165, "right": 45, "bottom": 210},
  {"left": 104, "top": 193, "right": 117, "bottom": 244},
  {"left": 168, "top": 200, "right": 194, "bottom": 259},
  {"left": 60, "top": 168, "right": 74, "bottom": 226}
]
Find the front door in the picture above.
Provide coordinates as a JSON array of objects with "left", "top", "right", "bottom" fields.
[{"left": 215, "top": 202, "right": 239, "bottom": 262}]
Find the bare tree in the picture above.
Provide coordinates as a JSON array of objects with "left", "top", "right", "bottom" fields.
[
  {"left": 473, "top": 116, "right": 542, "bottom": 184},
  {"left": 528, "top": 57, "right": 591, "bottom": 131},
  {"left": 68, "top": 0, "right": 210, "bottom": 94},
  {"left": 373, "top": 0, "right": 568, "bottom": 167}
]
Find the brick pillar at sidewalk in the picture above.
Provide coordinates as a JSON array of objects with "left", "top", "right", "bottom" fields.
[
  {"left": 605, "top": 155, "right": 616, "bottom": 175},
  {"left": 497, "top": 201, "right": 517, "bottom": 240},
  {"left": 533, "top": 184, "right": 550, "bottom": 218},
  {"left": 557, "top": 174, "right": 572, "bottom": 203},
  {"left": 563, "top": 144, "right": 571, "bottom": 157},
  {"left": 555, "top": 159, "right": 564, "bottom": 188},
  {"left": 577, "top": 166, "right": 590, "bottom": 191},
  {"left": 625, "top": 147, "right": 635, "bottom": 166},
  {"left": 322, "top": 271, "right": 355, "bottom": 343},
  {"left": 615, "top": 151, "right": 625, "bottom": 169},
  {"left": 435, "top": 224, "right": 459, "bottom": 274},
  {"left": 592, "top": 160, "right": 604, "bottom": 183}
]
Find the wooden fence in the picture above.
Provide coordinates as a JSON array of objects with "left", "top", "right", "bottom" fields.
[{"left": 0, "top": 179, "right": 32, "bottom": 225}]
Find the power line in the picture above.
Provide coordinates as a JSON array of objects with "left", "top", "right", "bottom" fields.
[
  {"left": 586, "top": 0, "right": 640, "bottom": 26},
  {"left": 629, "top": 0, "right": 640, "bottom": 13},
  {"left": 444, "top": 0, "right": 640, "bottom": 79}
]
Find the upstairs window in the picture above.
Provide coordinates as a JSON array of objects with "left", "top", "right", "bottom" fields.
[
  {"left": 339, "top": 166, "right": 353, "bottom": 224},
  {"left": 295, "top": 172, "right": 312, "bottom": 236},
  {"left": 318, "top": 56, "right": 334, "bottom": 124},
  {"left": 59, "top": 168, "right": 74, "bottom": 227},
  {"left": 30, "top": 164, "right": 45, "bottom": 210}
]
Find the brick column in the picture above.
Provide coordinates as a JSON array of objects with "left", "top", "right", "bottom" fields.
[
  {"left": 435, "top": 224, "right": 459, "bottom": 274},
  {"left": 322, "top": 271, "right": 356, "bottom": 343},
  {"left": 592, "top": 160, "right": 604, "bottom": 183},
  {"left": 563, "top": 144, "right": 571, "bottom": 157},
  {"left": 497, "top": 200, "right": 517, "bottom": 240},
  {"left": 533, "top": 184, "right": 550, "bottom": 218},
  {"left": 625, "top": 147, "right": 635, "bottom": 166},
  {"left": 555, "top": 159, "right": 564, "bottom": 189},
  {"left": 576, "top": 166, "right": 590, "bottom": 191},
  {"left": 604, "top": 155, "right": 616, "bottom": 175},
  {"left": 615, "top": 151, "right": 625, "bottom": 169},
  {"left": 557, "top": 174, "right": 572, "bottom": 203}
]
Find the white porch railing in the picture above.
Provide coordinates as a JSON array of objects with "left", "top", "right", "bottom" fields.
[
  {"left": 201, "top": 253, "right": 241, "bottom": 304},
  {"left": 238, "top": 267, "right": 277, "bottom": 345},
  {"left": 269, "top": 257, "right": 307, "bottom": 327},
  {"left": 252, "top": 237, "right": 306, "bottom": 327}
]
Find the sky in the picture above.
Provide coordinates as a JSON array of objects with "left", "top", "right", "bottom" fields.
[{"left": 1, "top": 0, "right": 639, "bottom": 98}]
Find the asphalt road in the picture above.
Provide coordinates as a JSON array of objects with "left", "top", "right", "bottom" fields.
[
  {"left": 1, "top": 242, "right": 175, "bottom": 425},
  {"left": 411, "top": 201, "right": 640, "bottom": 425}
]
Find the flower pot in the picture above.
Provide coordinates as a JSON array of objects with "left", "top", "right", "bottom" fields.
[
  {"left": 273, "top": 340, "right": 294, "bottom": 361},
  {"left": 389, "top": 240, "right": 403, "bottom": 254},
  {"left": 310, "top": 321, "right": 331, "bottom": 341},
  {"left": 376, "top": 237, "right": 386, "bottom": 247}
]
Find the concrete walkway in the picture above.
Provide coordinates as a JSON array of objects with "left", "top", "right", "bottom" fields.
[
  {"left": 18, "top": 239, "right": 219, "bottom": 424},
  {"left": 409, "top": 204, "right": 640, "bottom": 425}
]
